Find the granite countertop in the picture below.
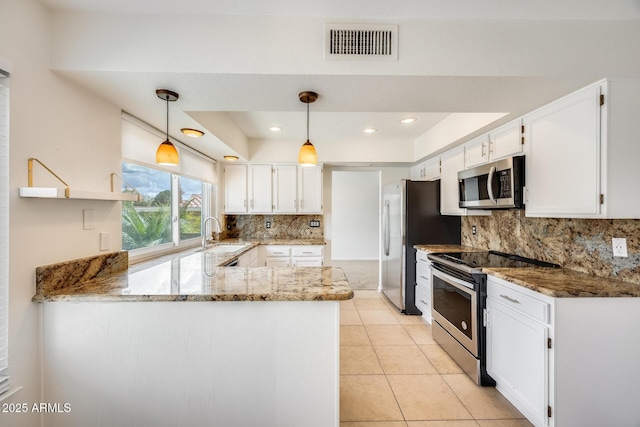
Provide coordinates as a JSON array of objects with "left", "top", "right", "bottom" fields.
[
  {"left": 414, "top": 244, "right": 640, "bottom": 298},
  {"left": 483, "top": 267, "right": 640, "bottom": 298},
  {"left": 33, "top": 239, "right": 352, "bottom": 303}
]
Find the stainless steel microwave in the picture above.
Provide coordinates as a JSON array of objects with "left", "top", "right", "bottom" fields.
[{"left": 458, "top": 156, "right": 525, "bottom": 209}]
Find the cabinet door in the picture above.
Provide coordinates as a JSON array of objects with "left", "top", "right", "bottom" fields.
[
  {"left": 273, "top": 165, "right": 298, "bottom": 213},
  {"left": 422, "top": 157, "right": 441, "bottom": 181},
  {"left": 440, "top": 148, "right": 466, "bottom": 215},
  {"left": 465, "top": 135, "right": 490, "bottom": 168},
  {"left": 265, "top": 257, "right": 290, "bottom": 268},
  {"left": 486, "top": 298, "right": 549, "bottom": 427},
  {"left": 224, "top": 164, "right": 247, "bottom": 213},
  {"left": 248, "top": 164, "right": 272, "bottom": 213},
  {"left": 524, "top": 85, "right": 602, "bottom": 217},
  {"left": 489, "top": 120, "right": 522, "bottom": 161},
  {"left": 298, "top": 165, "right": 323, "bottom": 213},
  {"left": 411, "top": 162, "right": 425, "bottom": 181}
]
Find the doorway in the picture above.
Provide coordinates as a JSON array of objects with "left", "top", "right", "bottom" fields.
[{"left": 331, "top": 171, "right": 380, "bottom": 289}]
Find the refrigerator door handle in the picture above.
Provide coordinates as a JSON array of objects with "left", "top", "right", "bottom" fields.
[{"left": 383, "top": 201, "right": 390, "bottom": 256}]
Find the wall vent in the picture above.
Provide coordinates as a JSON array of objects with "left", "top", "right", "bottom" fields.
[{"left": 325, "top": 24, "right": 398, "bottom": 61}]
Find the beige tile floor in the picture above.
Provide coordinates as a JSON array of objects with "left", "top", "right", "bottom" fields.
[{"left": 340, "top": 290, "right": 534, "bottom": 427}]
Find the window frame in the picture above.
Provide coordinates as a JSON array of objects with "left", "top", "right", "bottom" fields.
[{"left": 121, "top": 160, "right": 215, "bottom": 261}]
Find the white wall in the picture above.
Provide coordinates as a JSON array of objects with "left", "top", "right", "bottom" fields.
[
  {"left": 331, "top": 171, "right": 380, "bottom": 260},
  {"left": 0, "top": 2, "right": 123, "bottom": 425},
  {"left": 323, "top": 166, "right": 409, "bottom": 263}
]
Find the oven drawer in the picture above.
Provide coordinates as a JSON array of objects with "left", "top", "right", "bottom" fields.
[
  {"left": 415, "top": 285, "right": 431, "bottom": 322},
  {"left": 488, "top": 279, "right": 549, "bottom": 323}
]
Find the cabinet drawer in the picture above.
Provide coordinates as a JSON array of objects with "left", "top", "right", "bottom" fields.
[
  {"left": 293, "top": 257, "right": 323, "bottom": 267},
  {"left": 291, "top": 245, "right": 323, "bottom": 257},
  {"left": 263, "top": 246, "right": 291, "bottom": 257},
  {"left": 488, "top": 280, "right": 549, "bottom": 323},
  {"left": 415, "top": 286, "right": 431, "bottom": 321},
  {"left": 416, "top": 250, "right": 429, "bottom": 263},
  {"left": 416, "top": 262, "right": 430, "bottom": 287}
]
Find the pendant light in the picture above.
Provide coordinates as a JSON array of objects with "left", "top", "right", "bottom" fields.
[
  {"left": 298, "top": 91, "right": 318, "bottom": 167},
  {"left": 155, "top": 89, "right": 179, "bottom": 166}
]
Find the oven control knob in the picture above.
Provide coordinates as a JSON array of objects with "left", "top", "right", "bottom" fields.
[{"left": 461, "top": 321, "right": 468, "bottom": 331}]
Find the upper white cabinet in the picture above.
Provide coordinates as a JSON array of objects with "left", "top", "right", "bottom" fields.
[
  {"left": 464, "top": 135, "right": 490, "bottom": 168},
  {"left": 523, "top": 84, "right": 602, "bottom": 217},
  {"left": 273, "top": 164, "right": 298, "bottom": 213},
  {"left": 298, "top": 166, "right": 323, "bottom": 213},
  {"left": 464, "top": 120, "right": 522, "bottom": 169},
  {"left": 224, "top": 164, "right": 248, "bottom": 213},
  {"left": 440, "top": 147, "right": 466, "bottom": 216},
  {"left": 224, "top": 163, "right": 323, "bottom": 214},
  {"left": 490, "top": 120, "right": 523, "bottom": 161},
  {"left": 524, "top": 79, "right": 640, "bottom": 218},
  {"left": 248, "top": 164, "right": 273, "bottom": 213},
  {"left": 411, "top": 157, "right": 441, "bottom": 181}
]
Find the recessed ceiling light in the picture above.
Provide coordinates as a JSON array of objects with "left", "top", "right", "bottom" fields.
[
  {"left": 363, "top": 128, "right": 377, "bottom": 134},
  {"left": 224, "top": 155, "right": 239, "bottom": 161},
  {"left": 400, "top": 117, "right": 417, "bottom": 124},
  {"left": 268, "top": 126, "right": 282, "bottom": 132},
  {"left": 181, "top": 128, "right": 204, "bottom": 137}
]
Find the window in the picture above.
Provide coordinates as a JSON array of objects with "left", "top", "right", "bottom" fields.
[
  {"left": 0, "top": 68, "right": 10, "bottom": 396},
  {"left": 121, "top": 162, "right": 212, "bottom": 254}
]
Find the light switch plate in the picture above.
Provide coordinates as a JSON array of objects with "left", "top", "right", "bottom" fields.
[
  {"left": 83, "top": 209, "right": 96, "bottom": 230},
  {"left": 100, "top": 232, "right": 110, "bottom": 251},
  {"left": 612, "top": 238, "right": 628, "bottom": 257}
]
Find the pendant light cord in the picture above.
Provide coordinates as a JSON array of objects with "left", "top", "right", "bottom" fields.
[
  {"left": 306, "top": 101, "right": 310, "bottom": 141},
  {"left": 165, "top": 96, "right": 169, "bottom": 141}
]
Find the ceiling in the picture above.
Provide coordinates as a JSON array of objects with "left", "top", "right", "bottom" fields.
[{"left": 39, "top": 0, "right": 640, "bottom": 165}]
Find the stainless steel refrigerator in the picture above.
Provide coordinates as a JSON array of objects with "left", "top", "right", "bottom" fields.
[{"left": 381, "top": 180, "right": 461, "bottom": 314}]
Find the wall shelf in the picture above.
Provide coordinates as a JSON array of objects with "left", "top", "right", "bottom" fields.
[{"left": 19, "top": 158, "right": 141, "bottom": 202}]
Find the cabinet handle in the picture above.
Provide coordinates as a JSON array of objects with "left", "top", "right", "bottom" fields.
[
  {"left": 302, "top": 251, "right": 314, "bottom": 254},
  {"left": 301, "top": 200, "right": 304, "bottom": 209},
  {"left": 419, "top": 300, "right": 429, "bottom": 306},
  {"left": 420, "top": 275, "right": 429, "bottom": 280},
  {"left": 489, "top": 140, "right": 494, "bottom": 153},
  {"left": 250, "top": 199, "right": 254, "bottom": 208},
  {"left": 481, "top": 143, "right": 486, "bottom": 157},
  {"left": 500, "top": 294, "right": 520, "bottom": 304},
  {"left": 243, "top": 199, "right": 247, "bottom": 208}
]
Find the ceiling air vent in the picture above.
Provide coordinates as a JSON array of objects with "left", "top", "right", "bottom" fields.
[{"left": 325, "top": 24, "right": 398, "bottom": 61}]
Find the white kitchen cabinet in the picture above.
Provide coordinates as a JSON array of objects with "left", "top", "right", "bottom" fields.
[
  {"left": 414, "top": 250, "right": 432, "bottom": 323},
  {"left": 291, "top": 245, "right": 324, "bottom": 267},
  {"left": 298, "top": 165, "right": 323, "bottom": 213},
  {"left": 263, "top": 245, "right": 291, "bottom": 267},
  {"left": 523, "top": 83, "right": 602, "bottom": 217},
  {"left": 237, "top": 247, "right": 259, "bottom": 267},
  {"left": 411, "top": 157, "right": 440, "bottom": 181},
  {"left": 248, "top": 164, "right": 273, "bottom": 213},
  {"left": 486, "top": 280, "right": 550, "bottom": 427},
  {"left": 464, "top": 135, "right": 490, "bottom": 168},
  {"left": 440, "top": 147, "right": 466, "bottom": 216},
  {"left": 464, "top": 121, "right": 522, "bottom": 169},
  {"left": 273, "top": 164, "right": 297, "bottom": 213},
  {"left": 489, "top": 119, "right": 522, "bottom": 161},
  {"left": 224, "top": 164, "right": 248, "bottom": 213},
  {"left": 485, "top": 274, "right": 640, "bottom": 427},
  {"left": 524, "top": 79, "right": 640, "bottom": 218}
]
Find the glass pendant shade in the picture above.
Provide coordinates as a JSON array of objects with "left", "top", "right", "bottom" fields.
[
  {"left": 298, "top": 140, "right": 317, "bottom": 167},
  {"left": 156, "top": 139, "right": 179, "bottom": 166}
]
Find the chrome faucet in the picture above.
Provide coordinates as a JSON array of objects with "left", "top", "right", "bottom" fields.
[{"left": 202, "top": 216, "right": 222, "bottom": 249}]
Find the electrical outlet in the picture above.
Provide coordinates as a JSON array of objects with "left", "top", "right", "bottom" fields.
[
  {"left": 83, "top": 209, "right": 96, "bottom": 230},
  {"left": 612, "top": 238, "right": 628, "bottom": 257},
  {"left": 266, "top": 221, "right": 271, "bottom": 229},
  {"left": 99, "top": 232, "right": 110, "bottom": 251},
  {"left": 472, "top": 225, "right": 477, "bottom": 236}
]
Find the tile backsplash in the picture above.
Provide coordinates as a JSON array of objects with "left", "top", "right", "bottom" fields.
[
  {"left": 224, "top": 215, "right": 324, "bottom": 240},
  {"left": 461, "top": 211, "right": 640, "bottom": 285}
]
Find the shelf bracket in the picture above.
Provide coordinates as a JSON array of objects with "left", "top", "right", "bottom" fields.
[
  {"left": 27, "top": 158, "right": 70, "bottom": 198},
  {"left": 111, "top": 173, "right": 141, "bottom": 202}
]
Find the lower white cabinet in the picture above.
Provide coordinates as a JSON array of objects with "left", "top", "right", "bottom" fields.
[
  {"left": 237, "top": 247, "right": 259, "bottom": 267},
  {"left": 485, "top": 275, "right": 640, "bottom": 427},
  {"left": 261, "top": 245, "right": 324, "bottom": 267},
  {"left": 414, "top": 250, "right": 432, "bottom": 323},
  {"left": 486, "top": 283, "right": 549, "bottom": 427}
]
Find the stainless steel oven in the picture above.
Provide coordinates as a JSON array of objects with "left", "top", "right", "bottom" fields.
[{"left": 427, "top": 250, "right": 559, "bottom": 386}]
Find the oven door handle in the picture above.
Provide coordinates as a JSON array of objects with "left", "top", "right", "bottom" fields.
[
  {"left": 431, "top": 264, "right": 476, "bottom": 291},
  {"left": 487, "top": 165, "right": 497, "bottom": 204}
]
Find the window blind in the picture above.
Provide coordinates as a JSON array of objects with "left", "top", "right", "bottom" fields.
[
  {"left": 121, "top": 112, "right": 217, "bottom": 184},
  {"left": 0, "top": 71, "right": 10, "bottom": 394}
]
